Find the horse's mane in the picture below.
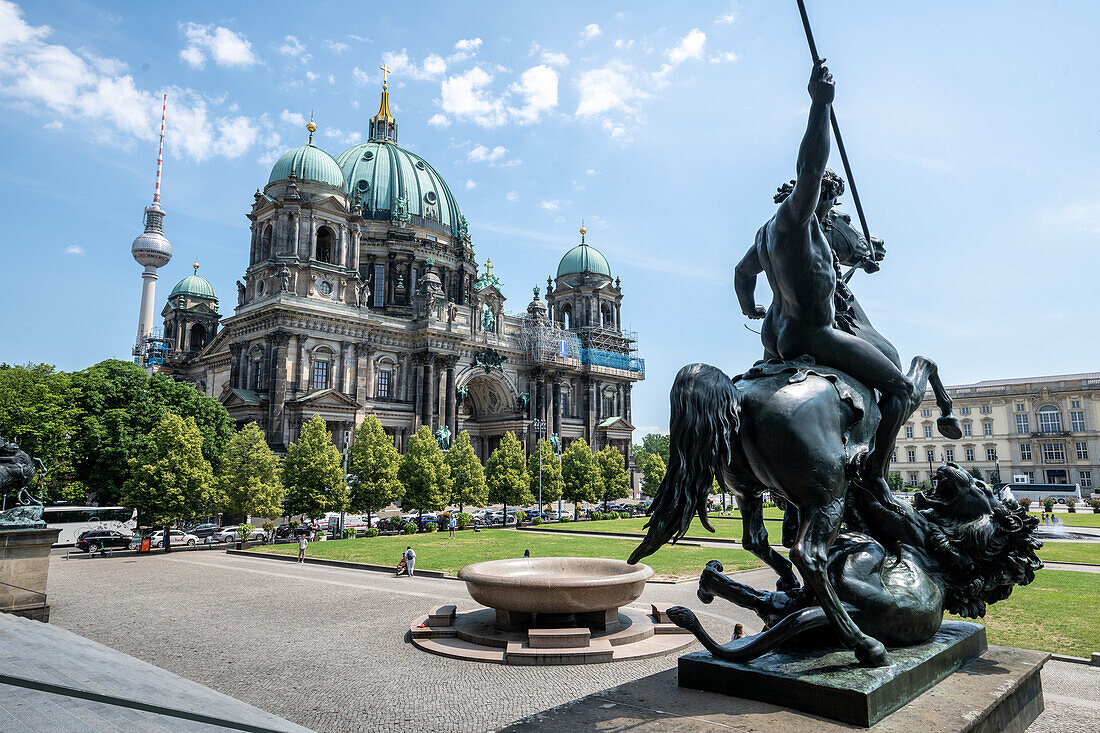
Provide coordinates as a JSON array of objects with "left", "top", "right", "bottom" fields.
[{"left": 920, "top": 471, "right": 1043, "bottom": 618}]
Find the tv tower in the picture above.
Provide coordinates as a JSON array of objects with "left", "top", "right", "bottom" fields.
[{"left": 131, "top": 94, "right": 173, "bottom": 363}]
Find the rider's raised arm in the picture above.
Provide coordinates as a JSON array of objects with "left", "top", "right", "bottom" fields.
[
  {"left": 778, "top": 62, "right": 834, "bottom": 229},
  {"left": 735, "top": 239, "right": 766, "bottom": 320}
]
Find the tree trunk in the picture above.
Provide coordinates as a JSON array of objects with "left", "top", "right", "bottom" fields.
[{"left": 502, "top": 503, "right": 507, "bottom": 527}]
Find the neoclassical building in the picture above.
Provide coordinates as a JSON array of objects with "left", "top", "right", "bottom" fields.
[{"left": 161, "top": 79, "right": 645, "bottom": 479}]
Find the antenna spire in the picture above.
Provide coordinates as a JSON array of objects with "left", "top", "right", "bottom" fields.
[{"left": 153, "top": 93, "right": 167, "bottom": 204}]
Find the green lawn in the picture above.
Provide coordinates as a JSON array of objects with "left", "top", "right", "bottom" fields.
[
  {"left": 1027, "top": 511, "right": 1100, "bottom": 527},
  {"left": 534, "top": 511, "right": 785, "bottom": 542},
  {"left": 948, "top": 569, "right": 1100, "bottom": 658},
  {"left": 1036, "top": 542, "right": 1100, "bottom": 564},
  {"left": 251, "top": 529, "right": 762, "bottom": 580}
]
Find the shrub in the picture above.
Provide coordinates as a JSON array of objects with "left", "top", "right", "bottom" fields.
[
  {"left": 262, "top": 521, "right": 274, "bottom": 536},
  {"left": 364, "top": 527, "right": 379, "bottom": 538},
  {"left": 438, "top": 512, "right": 451, "bottom": 527},
  {"left": 423, "top": 522, "right": 438, "bottom": 533},
  {"left": 532, "top": 516, "right": 543, "bottom": 526},
  {"left": 1019, "top": 497, "right": 1032, "bottom": 511},
  {"left": 515, "top": 510, "right": 527, "bottom": 524},
  {"left": 1042, "top": 497, "right": 1056, "bottom": 512},
  {"left": 402, "top": 523, "right": 418, "bottom": 535},
  {"left": 289, "top": 520, "right": 300, "bottom": 530},
  {"left": 1066, "top": 496, "right": 1078, "bottom": 507},
  {"left": 456, "top": 512, "right": 471, "bottom": 529},
  {"left": 560, "top": 515, "right": 572, "bottom": 523},
  {"left": 238, "top": 523, "right": 254, "bottom": 542},
  {"left": 343, "top": 527, "right": 357, "bottom": 539}
]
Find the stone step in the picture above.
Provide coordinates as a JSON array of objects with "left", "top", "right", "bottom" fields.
[
  {"left": 528, "top": 627, "right": 591, "bottom": 649},
  {"left": 654, "top": 622, "right": 692, "bottom": 635},
  {"left": 427, "top": 604, "right": 456, "bottom": 627},
  {"left": 650, "top": 602, "right": 675, "bottom": 624},
  {"left": 504, "top": 638, "right": 613, "bottom": 665}
]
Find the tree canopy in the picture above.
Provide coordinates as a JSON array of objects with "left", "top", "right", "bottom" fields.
[
  {"left": 561, "top": 438, "right": 601, "bottom": 517},
  {"left": 637, "top": 450, "right": 666, "bottom": 498},
  {"left": 348, "top": 414, "right": 403, "bottom": 521},
  {"left": 121, "top": 413, "right": 215, "bottom": 527},
  {"left": 486, "top": 431, "right": 531, "bottom": 510},
  {"left": 399, "top": 425, "right": 450, "bottom": 517},
  {"left": 527, "top": 437, "right": 562, "bottom": 507},
  {"left": 282, "top": 415, "right": 346, "bottom": 519},
  {"left": 633, "top": 433, "right": 670, "bottom": 465},
  {"left": 217, "top": 422, "right": 284, "bottom": 522},
  {"left": 596, "top": 445, "right": 630, "bottom": 505},
  {"left": 446, "top": 430, "right": 487, "bottom": 509}
]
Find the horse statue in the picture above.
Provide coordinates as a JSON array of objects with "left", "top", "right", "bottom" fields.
[
  {"left": 0, "top": 437, "right": 46, "bottom": 529},
  {"left": 628, "top": 355, "right": 967, "bottom": 667}
]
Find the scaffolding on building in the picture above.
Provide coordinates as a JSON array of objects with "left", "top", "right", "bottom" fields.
[
  {"left": 132, "top": 327, "right": 171, "bottom": 372},
  {"left": 520, "top": 318, "right": 644, "bottom": 375}
]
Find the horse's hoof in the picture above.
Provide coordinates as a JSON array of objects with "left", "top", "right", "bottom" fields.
[
  {"left": 937, "top": 415, "right": 962, "bottom": 440},
  {"left": 706, "top": 559, "right": 724, "bottom": 573},
  {"left": 697, "top": 587, "right": 715, "bottom": 604},
  {"left": 855, "top": 639, "right": 893, "bottom": 667}
]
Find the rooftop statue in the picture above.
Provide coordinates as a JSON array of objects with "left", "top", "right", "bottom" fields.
[
  {"left": 631, "top": 61, "right": 1040, "bottom": 668},
  {"left": 0, "top": 438, "right": 46, "bottom": 530}
]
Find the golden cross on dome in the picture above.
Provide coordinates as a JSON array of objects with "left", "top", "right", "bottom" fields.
[
  {"left": 380, "top": 63, "right": 391, "bottom": 88},
  {"left": 485, "top": 258, "right": 494, "bottom": 275}
]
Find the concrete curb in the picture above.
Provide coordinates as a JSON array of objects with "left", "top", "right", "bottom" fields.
[
  {"left": 1050, "top": 653, "right": 1100, "bottom": 666},
  {"left": 518, "top": 526, "right": 745, "bottom": 547},
  {"left": 226, "top": 549, "right": 456, "bottom": 579}
]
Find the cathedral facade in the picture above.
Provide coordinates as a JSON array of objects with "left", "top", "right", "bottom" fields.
[{"left": 162, "top": 80, "right": 645, "bottom": 484}]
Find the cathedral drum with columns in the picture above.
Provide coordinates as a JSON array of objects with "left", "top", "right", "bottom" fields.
[{"left": 163, "top": 75, "right": 646, "bottom": 485}]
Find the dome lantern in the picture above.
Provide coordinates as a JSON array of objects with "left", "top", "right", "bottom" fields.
[
  {"left": 267, "top": 117, "right": 345, "bottom": 189},
  {"left": 369, "top": 63, "right": 398, "bottom": 143}
]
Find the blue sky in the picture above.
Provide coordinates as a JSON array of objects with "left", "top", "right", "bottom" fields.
[{"left": 2, "top": 1, "right": 1099, "bottom": 436}]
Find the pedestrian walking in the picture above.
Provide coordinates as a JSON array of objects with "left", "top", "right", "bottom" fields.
[
  {"left": 448, "top": 513, "right": 457, "bottom": 538},
  {"left": 733, "top": 624, "right": 745, "bottom": 640},
  {"left": 297, "top": 533, "right": 308, "bottom": 563},
  {"left": 404, "top": 546, "right": 416, "bottom": 576}
]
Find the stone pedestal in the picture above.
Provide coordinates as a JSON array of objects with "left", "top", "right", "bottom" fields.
[
  {"left": 0, "top": 527, "right": 60, "bottom": 622},
  {"left": 679, "top": 621, "right": 988, "bottom": 727}
]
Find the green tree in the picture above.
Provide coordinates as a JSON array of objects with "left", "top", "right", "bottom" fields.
[
  {"left": 120, "top": 414, "right": 215, "bottom": 551},
  {"left": 0, "top": 363, "right": 82, "bottom": 504},
  {"left": 887, "top": 472, "right": 905, "bottom": 493},
  {"left": 399, "top": 426, "right": 450, "bottom": 524},
  {"left": 596, "top": 445, "right": 630, "bottom": 508},
  {"left": 347, "top": 414, "right": 403, "bottom": 526},
  {"left": 446, "top": 430, "right": 487, "bottom": 511},
  {"left": 282, "top": 415, "right": 346, "bottom": 520},
  {"left": 968, "top": 467, "right": 984, "bottom": 482},
  {"left": 633, "top": 434, "right": 670, "bottom": 465},
  {"left": 638, "top": 451, "right": 666, "bottom": 498},
  {"left": 526, "top": 438, "right": 563, "bottom": 510},
  {"left": 562, "top": 438, "right": 601, "bottom": 519},
  {"left": 486, "top": 431, "right": 531, "bottom": 524},
  {"left": 217, "top": 422, "right": 284, "bottom": 523}
]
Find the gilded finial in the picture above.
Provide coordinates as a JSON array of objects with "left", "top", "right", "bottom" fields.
[
  {"left": 193, "top": 262, "right": 200, "bottom": 272},
  {"left": 306, "top": 112, "right": 316, "bottom": 144},
  {"left": 579, "top": 221, "right": 586, "bottom": 243},
  {"left": 485, "top": 257, "right": 493, "bottom": 275}
]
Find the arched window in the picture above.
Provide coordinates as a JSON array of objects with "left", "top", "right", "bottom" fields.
[
  {"left": 1038, "top": 405, "right": 1062, "bottom": 434},
  {"left": 311, "top": 360, "right": 330, "bottom": 390},
  {"left": 376, "top": 368, "right": 392, "bottom": 398},
  {"left": 189, "top": 323, "right": 206, "bottom": 351},
  {"left": 560, "top": 304, "right": 572, "bottom": 329},
  {"left": 316, "top": 226, "right": 335, "bottom": 264},
  {"left": 260, "top": 225, "right": 272, "bottom": 261}
]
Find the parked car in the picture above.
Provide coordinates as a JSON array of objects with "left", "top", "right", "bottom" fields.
[
  {"left": 489, "top": 513, "right": 517, "bottom": 526},
  {"left": 149, "top": 530, "right": 199, "bottom": 547},
  {"left": 187, "top": 523, "right": 222, "bottom": 539},
  {"left": 274, "top": 524, "right": 310, "bottom": 540},
  {"left": 75, "top": 529, "right": 133, "bottom": 553},
  {"left": 215, "top": 525, "right": 267, "bottom": 543}
]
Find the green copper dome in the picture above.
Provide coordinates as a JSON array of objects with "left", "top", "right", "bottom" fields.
[
  {"left": 170, "top": 265, "right": 217, "bottom": 301},
  {"left": 557, "top": 227, "right": 612, "bottom": 278},
  {"left": 334, "top": 140, "right": 464, "bottom": 235},
  {"left": 268, "top": 144, "right": 345, "bottom": 189}
]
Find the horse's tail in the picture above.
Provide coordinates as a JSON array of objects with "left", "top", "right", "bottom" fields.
[
  {"left": 666, "top": 605, "right": 831, "bottom": 663},
  {"left": 629, "top": 363, "right": 740, "bottom": 565}
]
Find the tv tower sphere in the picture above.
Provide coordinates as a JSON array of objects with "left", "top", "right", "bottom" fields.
[{"left": 131, "top": 203, "right": 172, "bottom": 267}]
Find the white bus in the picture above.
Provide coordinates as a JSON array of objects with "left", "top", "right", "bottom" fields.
[
  {"left": 1001, "top": 484, "right": 1082, "bottom": 506},
  {"left": 43, "top": 506, "right": 137, "bottom": 546}
]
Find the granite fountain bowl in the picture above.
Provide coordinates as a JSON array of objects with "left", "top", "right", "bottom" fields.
[{"left": 457, "top": 557, "right": 653, "bottom": 615}]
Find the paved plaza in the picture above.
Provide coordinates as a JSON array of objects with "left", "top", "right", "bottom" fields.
[{"left": 38, "top": 546, "right": 1100, "bottom": 732}]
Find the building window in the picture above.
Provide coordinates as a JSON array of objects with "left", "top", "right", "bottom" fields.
[
  {"left": 986, "top": 448, "right": 997, "bottom": 462},
  {"left": 923, "top": 425, "right": 933, "bottom": 438},
  {"left": 1015, "top": 403, "right": 1026, "bottom": 412},
  {"left": 1015, "top": 413, "right": 1029, "bottom": 434},
  {"left": 1023, "top": 470, "right": 1034, "bottom": 483},
  {"left": 960, "top": 406, "right": 970, "bottom": 415},
  {"left": 1071, "top": 410, "right": 1086, "bottom": 432},
  {"left": 965, "top": 448, "right": 975, "bottom": 461},
  {"left": 1020, "top": 443, "right": 1032, "bottom": 461},
  {"left": 891, "top": 450, "right": 897, "bottom": 462},
  {"left": 926, "top": 449, "right": 936, "bottom": 463},
  {"left": 315, "top": 226, "right": 335, "bottom": 264},
  {"left": 981, "top": 405, "right": 992, "bottom": 414},
  {"left": 908, "top": 471, "right": 919, "bottom": 486},
  {"left": 373, "top": 264, "right": 386, "bottom": 307},
  {"left": 1081, "top": 470, "right": 1093, "bottom": 489},
  {"left": 983, "top": 422, "right": 993, "bottom": 436},
  {"left": 963, "top": 423, "right": 972, "bottom": 437},
  {"left": 945, "top": 448, "right": 955, "bottom": 462},
  {"left": 1076, "top": 441, "right": 1089, "bottom": 460},
  {"left": 1038, "top": 405, "right": 1062, "bottom": 434},
  {"left": 376, "top": 369, "right": 391, "bottom": 398},
  {"left": 1041, "top": 443, "right": 1066, "bottom": 463},
  {"left": 250, "top": 360, "right": 263, "bottom": 390},
  {"left": 311, "top": 360, "right": 330, "bottom": 390},
  {"left": 920, "top": 408, "right": 931, "bottom": 417},
  {"left": 904, "top": 426, "right": 914, "bottom": 439},
  {"left": 907, "top": 449, "right": 916, "bottom": 463},
  {"left": 1071, "top": 399, "right": 1081, "bottom": 409}
]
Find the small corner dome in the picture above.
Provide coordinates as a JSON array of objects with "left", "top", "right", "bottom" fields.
[
  {"left": 557, "top": 243, "right": 612, "bottom": 279},
  {"left": 268, "top": 144, "right": 345, "bottom": 189},
  {"left": 170, "top": 266, "right": 217, "bottom": 301}
]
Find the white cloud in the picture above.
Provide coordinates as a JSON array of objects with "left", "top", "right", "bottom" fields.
[
  {"left": 352, "top": 66, "right": 372, "bottom": 85},
  {"left": 540, "top": 50, "right": 569, "bottom": 67},
  {"left": 324, "top": 39, "right": 350, "bottom": 54},
  {"left": 178, "top": 22, "right": 258, "bottom": 69},
  {"left": 710, "top": 51, "right": 738, "bottom": 64},
  {"left": 509, "top": 64, "right": 558, "bottom": 124},
  {"left": 506, "top": 191, "right": 518, "bottom": 202},
  {"left": 586, "top": 169, "right": 597, "bottom": 176},
  {"left": 576, "top": 61, "right": 649, "bottom": 117},
  {"left": 613, "top": 39, "right": 635, "bottom": 51},
  {"left": 455, "top": 38, "right": 483, "bottom": 52},
  {"left": 541, "top": 199, "right": 562, "bottom": 211},
  {"left": 43, "top": 119, "right": 62, "bottom": 130},
  {"left": 428, "top": 113, "right": 450, "bottom": 127},
  {"left": 579, "top": 24, "right": 602, "bottom": 43},
  {"left": 439, "top": 66, "right": 506, "bottom": 127},
  {"left": 716, "top": 10, "right": 737, "bottom": 25},
  {"left": 278, "top": 35, "right": 309, "bottom": 62},
  {"left": 280, "top": 109, "right": 305, "bottom": 126},
  {"left": 468, "top": 144, "right": 507, "bottom": 162},
  {"left": 667, "top": 28, "right": 706, "bottom": 64},
  {"left": 323, "top": 127, "right": 361, "bottom": 144},
  {"left": 465, "top": 179, "right": 476, "bottom": 190},
  {"left": 64, "top": 244, "right": 84, "bottom": 255},
  {"left": 380, "top": 48, "right": 447, "bottom": 81}
]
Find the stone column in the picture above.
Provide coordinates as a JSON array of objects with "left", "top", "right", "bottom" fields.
[
  {"left": 625, "top": 384, "right": 633, "bottom": 423},
  {"left": 294, "top": 335, "right": 306, "bottom": 392},
  {"left": 266, "top": 330, "right": 291, "bottom": 449},
  {"left": 421, "top": 355, "right": 436, "bottom": 430},
  {"left": 584, "top": 378, "right": 597, "bottom": 446},
  {"left": 444, "top": 356, "right": 458, "bottom": 438},
  {"left": 412, "top": 356, "right": 424, "bottom": 430},
  {"left": 355, "top": 343, "right": 372, "bottom": 404},
  {"left": 338, "top": 341, "right": 350, "bottom": 394},
  {"left": 552, "top": 380, "right": 562, "bottom": 436},
  {"left": 229, "top": 343, "right": 243, "bottom": 389}
]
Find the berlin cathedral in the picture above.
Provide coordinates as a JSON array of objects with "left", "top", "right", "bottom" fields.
[{"left": 155, "top": 76, "right": 645, "bottom": 487}]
